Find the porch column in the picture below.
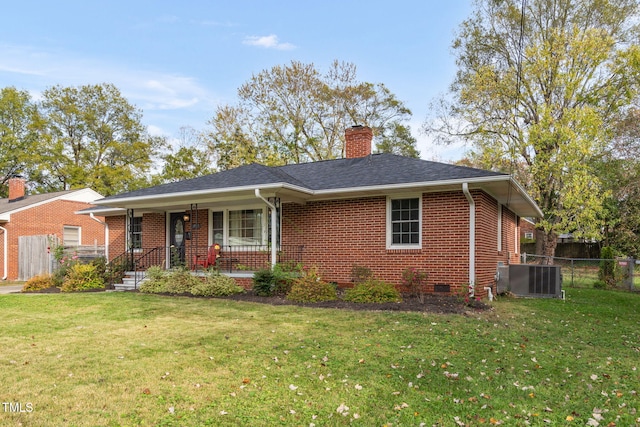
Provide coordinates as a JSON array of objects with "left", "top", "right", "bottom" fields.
[
  {"left": 255, "top": 189, "right": 277, "bottom": 268},
  {"left": 127, "top": 208, "right": 134, "bottom": 270}
]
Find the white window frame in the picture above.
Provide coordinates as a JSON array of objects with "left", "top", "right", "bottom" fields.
[
  {"left": 127, "top": 214, "right": 143, "bottom": 252},
  {"left": 386, "top": 194, "right": 422, "bottom": 250},
  {"left": 63, "top": 226, "right": 81, "bottom": 248},
  {"left": 209, "top": 205, "right": 268, "bottom": 248}
]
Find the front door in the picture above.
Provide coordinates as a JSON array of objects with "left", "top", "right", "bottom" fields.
[{"left": 169, "top": 213, "right": 186, "bottom": 267}]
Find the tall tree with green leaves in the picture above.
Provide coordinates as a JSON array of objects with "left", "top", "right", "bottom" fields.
[
  {"left": 34, "top": 83, "right": 162, "bottom": 196},
  {"left": 598, "top": 104, "right": 640, "bottom": 257},
  {"left": 205, "top": 60, "right": 417, "bottom": 170},
  {"left": 152, "top": 126, "right": 216, "bottom": 184},
  {"left": 424, "top": 0, "right": 640, "bottom": 257},
  {"left": 0, "top": 87, "right": 40, "bottom": 197}
]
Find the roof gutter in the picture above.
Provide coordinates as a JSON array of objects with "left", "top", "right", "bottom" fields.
[
  {"left": 255, "top": 189, "right": 277, "bottom": 268},
  {"left": 462, "top": 183, "right": 475, "bottom": 297},
  {"left": 0, "top": 225, "right": 7, "bottom": 280},
  {"left": 96, "top": 182, "right": 312, "bottom": 207},
  {"left": 89, "top": 213, "right": 108, "bottom": 261}
]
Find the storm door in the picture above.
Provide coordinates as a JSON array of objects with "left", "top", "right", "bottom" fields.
[{"left": 169, "top": 213, "right": 186, "bottom": 267}]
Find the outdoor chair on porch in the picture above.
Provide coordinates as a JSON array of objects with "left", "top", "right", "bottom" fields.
[{"left": 192, "top": 243, "right": 221, "bottom": 270}]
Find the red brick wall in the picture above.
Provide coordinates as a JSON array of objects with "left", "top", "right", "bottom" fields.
[
  {"left": 105, "top": 213, "right": 168, "bottom": 261},
  {"left": 106, "top": 216, "right": 126, "bottom": 261},
  {"left": 282, "top": 190, "right": 519, "bottom": 298},
  {"left": 185, "top": 209, "right": 209, "bottom": 250},
  {"left": 0, "top": 200, "right": 105, "bottom": 280},
  {"left": 143, "top": 213, "right": 166, "bottom": 249},
  {"left": 98, "top": 192, "right": 520, "bottom": 299}
]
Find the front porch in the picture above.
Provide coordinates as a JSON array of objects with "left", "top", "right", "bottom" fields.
[{"left": 109, "top": 244, "right": 304, "bottom": 290}]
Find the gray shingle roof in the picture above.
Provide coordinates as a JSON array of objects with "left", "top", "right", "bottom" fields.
[
  {"left": 0, "top": 190, "right": 77, "bottom": 215},
  {"left": 278, "top": 154, "right": 504, "bottom": 190},
  {"left": 99, "top": 153, "right": 506, "bottom": 202}
]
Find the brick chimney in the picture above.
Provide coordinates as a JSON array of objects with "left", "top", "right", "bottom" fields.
[
  {"left": 8, "top": 176, "right": 26, "bottom": 202},
  {"left": 345, "top": 125, "right": 373, "bottom": 158}
]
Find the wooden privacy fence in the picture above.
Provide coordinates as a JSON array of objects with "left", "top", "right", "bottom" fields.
[
  {"left": 18, "top": 235, "right": 54, "bottom": 281},
  {"left": 18, "top": 235, "right": 106, "bottom": 281}
]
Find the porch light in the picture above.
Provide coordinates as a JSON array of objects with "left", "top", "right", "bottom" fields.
[{"left": 183, "top": 212, "right": 191, "bottom": 222}]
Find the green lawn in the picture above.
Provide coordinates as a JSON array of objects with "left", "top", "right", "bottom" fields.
[{"left": 0, "top": 290, "right": 638, "bottom": 426}]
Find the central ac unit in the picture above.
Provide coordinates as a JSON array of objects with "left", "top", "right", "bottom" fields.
[{"left": 497, "top": 264, "right": 562, "bottom": 298}]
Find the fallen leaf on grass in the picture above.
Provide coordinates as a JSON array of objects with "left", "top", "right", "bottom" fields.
[{"left": 336, "top": 403, "right": 349, "bottom": 416}]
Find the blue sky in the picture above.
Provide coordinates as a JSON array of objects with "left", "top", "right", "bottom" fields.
[{"left": 0, "top": 1, "right": 472, "bottom": 161}]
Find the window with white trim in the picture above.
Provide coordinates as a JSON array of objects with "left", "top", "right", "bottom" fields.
[
  {"left": 212, "top": 211, "right": 224, "bottom": 246},
  {"left": 387, "top": 196, "right": 422, "bottom": 249},
  {"left": 229, "top": 209, "right": 263, "bottom": 246},
  {"left": 127, "top": 216, "right": 142, "bottom": 250},
  {"left": 63, "top": 226, "right": 81, "bottom": 248}
]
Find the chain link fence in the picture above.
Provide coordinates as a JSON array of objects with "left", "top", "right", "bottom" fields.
[{"left": 521, "top": 253, "right": 640, "bottom": 291}]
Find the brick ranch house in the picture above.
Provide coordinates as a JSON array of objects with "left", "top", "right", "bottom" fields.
[
  {"left": 86, "top": 126, "right": 542, "bottom": 298},
  {"left": 0, "top": 177, "right": 105, "bottom": 281}
]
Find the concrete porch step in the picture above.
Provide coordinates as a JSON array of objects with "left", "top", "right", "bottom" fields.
[{"left": 112, "top": 271, "right": 146, "bottom": 291}]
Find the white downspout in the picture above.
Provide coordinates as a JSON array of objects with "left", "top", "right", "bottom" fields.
[
  {"left": 462, "top": 183, "right": 476, "bottom": 297},
  {"left": 89, "top": 213, "right": 109, "bottom": 261},
  {"left": 255, "top": 189, "right": 277, "bottom": 268},
  {"left": 0, "top": 225, "right": 7, "bottom": 280}
]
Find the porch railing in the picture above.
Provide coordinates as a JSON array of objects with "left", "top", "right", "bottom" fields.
[
  {"left": 186, "top": 244, "right": 304, "bottom": 273},
  {"left": 109, "top": 244, "right": 304, "bottom": 280}
]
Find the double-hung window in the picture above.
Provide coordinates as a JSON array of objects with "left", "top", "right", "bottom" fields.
[
  {"left": 212, "top": 208, "right": 268, "bottom": 247},
  {"left": 387, "top": 196, "right": 421, "bottom": 249},
  {"left": 129, "top": 216, "right": 142, "bottom": 250},
  {"left": 228, "top": 209, "right": 263, "bottom": 246}
]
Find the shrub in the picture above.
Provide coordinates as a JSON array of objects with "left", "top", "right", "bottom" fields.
[
  {"left": 163, "top": 267, "right": 202, "bottom": 294},
  {"left": 191, "top": 271, "right": 245, "bottom": 297},
  {"left": 401, "top": 267, "right": 428, "bottom": 303},
  {"left": 286, "top": 267, "right": 337, "bottom": 303},
  {"left": 90, "top": 256, "right": 107, "bottom": 279},
  {"left": 593, "top": 280, "right": 607, "bottom": 290},
  {"left": 139, "top": 266, "right": 169, "bottom": 294},
  {"left": 52, "top": 253, "right": 80, "bottom": 288},
  {"left": 351, "top": 265, "right": 373, "bottom": 284},
  {"left": 103, "top": 258, "right": 128, "bottom": 287},
  {"left": 343, "top": 278, "right": 401, "bottom": 303},
  {"left": 253, "top": 268, "right": 275, "bottom": 296},
  {"left": 60, "top": 263, "right": 105, "bottom": 292},
  {"left": 598, "top": 246, "right": 619, "bottom": 288},
  {"left": 252, "top": 263, "right": 300, "bottom": 296},
  {"left": 22, "top": 274, "right": 55, "bottom": 292}
]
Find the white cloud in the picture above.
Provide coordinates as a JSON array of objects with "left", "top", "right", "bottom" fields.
[
  {"left": 0, "top": 42, "right": 218, "bottom": 110},
  {"left": 0, "top": 42, "right": 221, "bottom": 136},
  {"left": 242, "top": 34, "right": 296, "bottom": 50}
]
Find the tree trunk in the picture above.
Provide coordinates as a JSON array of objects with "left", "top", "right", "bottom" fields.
[{"left": 535, "top": 228, "right": 558, "bottom": 264}]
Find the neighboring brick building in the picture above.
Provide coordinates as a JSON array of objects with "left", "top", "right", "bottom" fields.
[
  {"left": 0, "top": 178, "right": 105, "bottom": 281},
  {"left": 89, "top": 126, "right": 542, "bottom": 298}
]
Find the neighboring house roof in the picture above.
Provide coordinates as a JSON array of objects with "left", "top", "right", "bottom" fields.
[
  {"left": 0, "top": 188, "right": 104, "bottom": 222},
  {"left": 92, "top": 154, "right": 543, "bottom": 217}
]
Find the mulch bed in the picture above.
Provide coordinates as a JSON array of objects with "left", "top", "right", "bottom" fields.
[
  {"left": 21, "top": 287, "right": 490, "bottom": 315},
  {"left": 221, "top": 290, "right": 490, "bottom": 315}
]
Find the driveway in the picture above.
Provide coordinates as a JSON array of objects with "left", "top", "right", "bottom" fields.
[{"left": 0, "top": 285, "right": 23, "bottom": 294}]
